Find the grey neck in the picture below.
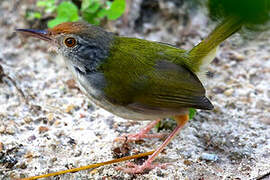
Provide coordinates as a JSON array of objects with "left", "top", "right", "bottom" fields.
[{"left": 64, "top": 31, "right": 113, "bottom": 75}]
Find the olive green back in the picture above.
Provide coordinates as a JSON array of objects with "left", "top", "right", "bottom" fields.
[{"left": 99, "top": 37, "right": 213, "bottom": 111}]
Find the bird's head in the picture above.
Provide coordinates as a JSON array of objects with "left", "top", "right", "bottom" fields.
[{"left": 16, "top": 22, "right": 113, "bottom": 73}]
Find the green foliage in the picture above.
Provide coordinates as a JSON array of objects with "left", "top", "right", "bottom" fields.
[
  {"left": 48, "top": 1, "right": 79, "bottom": 28},
  {"left": 155, "top": 109, "right": 197, "bottom": 131},
  {"left": 33, "top": 0, "right": 126, "bottom": 28},
  {"left": 81, "top": 0, "right": 126, "bottom": 25},
  {"left": 26, "top": 11, "right": 42, "bottom": 20},
  {"left": 37, "top": 0, "right": 56, "bottom": 13},
  {"left": 106, "top": 0, "right": 126, "bottom": 20},
  {"left": 208, "top": 0, "right": 270, "bottom": 27},
  {"left": 189, "top": 108, "right": 196, "bottom": 119}
]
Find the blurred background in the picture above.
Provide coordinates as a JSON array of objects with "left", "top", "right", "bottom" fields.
[{"left": 0, "top": 0, "right": 269, "bottom": 179}]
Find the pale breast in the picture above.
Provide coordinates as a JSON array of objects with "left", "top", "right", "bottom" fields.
[{"left": 65, "top": 59, "right": 188, "bottom": 121}]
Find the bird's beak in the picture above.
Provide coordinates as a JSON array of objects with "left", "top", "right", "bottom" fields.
[{"left": 16, "top": 29, "right": 52, "bottom": 41}]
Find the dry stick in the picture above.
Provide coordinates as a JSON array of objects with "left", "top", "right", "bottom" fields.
[
  {"left": 255, "top": 171, "right": 270, "bottom": 180},
  {"left": 3, "top": 76, "right": 29, "bottom": 104},
  {"left": 0, "top": 64, "right": 28, "bottom": 104},
  {"left": 20, "top": 150, "right": 155, "bottom": 180}
]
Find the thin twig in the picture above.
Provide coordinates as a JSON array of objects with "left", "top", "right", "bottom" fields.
[
  {"left": 3, "top": 76, "right": 29, "bottom": 104},
  {"left": 20, "top": 150, "right": 154, "bottom": 180},
  {"left": 255, "top": 171, "right": 270, "bottom": 180},
  {"left": 0, "top": 64, "right": 29, "bottom": 104}
]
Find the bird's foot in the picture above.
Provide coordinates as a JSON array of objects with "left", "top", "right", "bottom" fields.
[
  {"left": 115, "top": 161, "right": 170, "bottom": 174},
  {"left": 114, "top": 132, "right": 167, "bottom": 143}
]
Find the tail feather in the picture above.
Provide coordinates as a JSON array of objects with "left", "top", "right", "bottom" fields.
[
  {"left": 188, "top": 16, "right": 243, "bottom": 74},
  {"left": 187, "top": 0, "right": 270, "bottom": 74}
]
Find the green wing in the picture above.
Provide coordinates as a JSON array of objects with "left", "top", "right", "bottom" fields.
[{"left": 100, "top": 37, "right": 213, "bottom": 112}]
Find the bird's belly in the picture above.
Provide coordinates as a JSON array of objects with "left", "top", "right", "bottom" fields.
[
  {"left": 76, "top": 75, "right": 187, "bottom": 121},
  {"left": 67, "top": 63, "right": 187, "bottom": 120},
  {"left": 77, "top": 80, "right": 164, "bottom": 121},
  {"left": 80, "top": 84, "right": 188, "bottom": 121}
]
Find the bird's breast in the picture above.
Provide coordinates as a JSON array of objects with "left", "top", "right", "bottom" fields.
[{"left": 64, "top": 58, "right": 188, "bottom": 121}]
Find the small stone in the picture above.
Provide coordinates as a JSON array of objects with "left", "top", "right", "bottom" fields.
[
  {"left": 25, "top": 152, "right": 33, "bottom": 162},
  {"left": 229, "top": 52, "right": 245, "bottom": 61},
  {"left": 0, "top": 142, "right": 3, "bottom": 151},
  {"left": 183, "top": 159, "right": 192, "bottom": 166},
  {"left": 38, "top": 126, "right": 49, "bottom": 133},
  {"left": 256, "top": 99, "right": 269, "bottom": 109},
  {"left": 31, "top": 105, "right": 42, "bottom": 111},
  {"left": 66, "top": 79, "right": 78, "bottom": 89},
  {"left": 54, "top": 120, "right": 61, "bottom": 126},
  {"left": 24, "top": 117, "right": 33, "bottom": 123},
  {"left": 80, "top": 113, "right": 86, "bottom": 118},
  {"left": 201, "top": 153, "right": 219, "bottom": 162},
  {"left": 6, "top": 126, "right": 15, "bottom": 134},
  {"left": 68, "top": 138, "right": 76, "bottom": 145},
  {"left": 90, "top": 169, "right": 98, "bottom": 175},
  {"left": 25, "top": 151, "right": 33, "bottom": 159},
  {"left": 260, "top": 115, "right": 270, "bottom": 124},
  {"left": 34, "top": 117, "right": 48, "bottom": 124},
  {"left": 27, "top": 135, "right": 36, "bottom": 141},
  {"left": 65, "top": 104, "right": 75, "bottom": 114},
  {"left": 224, "top": 88, "right": 234, "bottom": 96},
  {"left": 267, "top": 90, "right": 270, "bottom": 99},
  {"left": 0, "top": 125, "right": 5, "bottom": 133},
  {"left": 156, "top": 169, "right": 165, "bottom": 177},
  {"left": 47, "top": 113, "right": 54, "bottom": 122},
  {"left": 212, "top": 87, "right": 225, "bottom": 94},
  {"left": 19, "top": 162, "right": 27, "bottom": 169},
  {"left": 50, "top": 157, "right": 57, "bottom": 164},
  {"left": 206, "top": 71, "right": 215, "bottom": 78}
]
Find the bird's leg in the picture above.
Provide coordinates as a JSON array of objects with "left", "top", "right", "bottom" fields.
[
  {"left": 116, "top": 114, "right": 189, "bottom": 174},
  {"left": 114, "top": 119, "right": 167, "bottom": 142}
]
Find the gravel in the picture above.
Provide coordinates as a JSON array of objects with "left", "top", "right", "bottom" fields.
[{"left": 0, "top": 0, "right": 269, "bottom": 179}]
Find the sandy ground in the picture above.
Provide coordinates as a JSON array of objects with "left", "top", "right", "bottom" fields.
[{"left": 0, "top": 0, "right": 270, "bottom": 179}]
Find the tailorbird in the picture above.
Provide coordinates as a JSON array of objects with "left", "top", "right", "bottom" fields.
[{"left": 16, "top": 0, "right": 270, "bottom": 173}]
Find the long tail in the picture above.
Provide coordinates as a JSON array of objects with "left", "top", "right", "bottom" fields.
[
  {"left": 187, "top": 16, "right": 244, "bottom": 73},
  {"left": 186, "top": 0, "right": 270, "bottom": 74}
]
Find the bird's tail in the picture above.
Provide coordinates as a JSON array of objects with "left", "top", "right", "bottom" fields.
[
  {"left": 185, "top": 0, "right": 270, "bottom": 74},
  {"left": 187, "top": 16, "right": 243, "bottom": 73}
]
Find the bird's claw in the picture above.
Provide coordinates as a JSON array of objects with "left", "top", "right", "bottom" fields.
[
  {"left": 114, "top": 133, "right": 168, "bottom": 143},
  {"left": 115, "top": 162, "right": 171, "bottom": 174}
]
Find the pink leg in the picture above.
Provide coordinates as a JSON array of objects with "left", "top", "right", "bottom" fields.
[
  {"left": 114, "top": 119, "right": 167, "bottom": 142},
  {"left": 116, "top": 114, "right": 189, "bottom": 174}
]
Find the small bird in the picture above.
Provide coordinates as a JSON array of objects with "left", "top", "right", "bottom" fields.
[{"left": 16, "top": 0, "right": 269, "bottom": 174}]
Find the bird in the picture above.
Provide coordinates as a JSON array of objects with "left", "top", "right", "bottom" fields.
[{"left": 16, "top": 0, "right": 270, "bottom": 174}]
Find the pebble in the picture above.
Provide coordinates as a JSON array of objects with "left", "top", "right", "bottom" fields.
[
  {"left": 224, "top": 88, "right": 234, "bottom": 96},
  {"left": 66, "top": 79, "right": 78, "bottom": 89},
  {"left": 256, "top": 99, "right": 270, "bottom": 109},
  {"left": 38, "top": 126, "right": 49, "bottom": 133},
  {"left": 260, "top": 116, "right": 270, "bottom": 124},
  {"left": 23, "top": 117, "right": 33, "bottom": 124},
  {"left": 54, "top": 120, "right": 61, "bottom": 126},
  {"left": 183, "top": 159, "right": 192, "bottom": 166},
  {"left": 0, "top": 141, "right": 3, "bottom": 151},
  {"left": 90, "top": 169, "right": 98, "bottom": 175},
  {"left": 201, "top": 153, "right": 219, "bottom": 162},
  {"left": 6, "top": 126, "right": 15, "bottom": 134},
  {"left": 65, "top": 104, "right": 75, "bottom": 114},
  {"left": 0, "top": 125, "right": 5, "bottom": 133},
  {"left": 47, "top": 113, "right": 54, "bottom": 122},
  {"left": 24, "top": 151, "right": 33, "bottom": 162},
  {"left": 18, "top": 162, "right": 27, "bottom": 169},
  {"left": 229, "top": 52, "right": 245, "bottom": 61}
]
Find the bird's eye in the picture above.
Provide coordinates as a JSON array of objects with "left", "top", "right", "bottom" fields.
[{"left": 64, "top": 37, "right": 76, "bottom": 47}]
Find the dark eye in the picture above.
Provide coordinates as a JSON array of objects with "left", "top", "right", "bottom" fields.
[{"left": 64, "top": 37, "right": 76, "bottom": 47}]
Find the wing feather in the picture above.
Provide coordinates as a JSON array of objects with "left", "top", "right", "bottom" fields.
[{"left": 102, "top": 37, "right": 214, "bottom": 112}]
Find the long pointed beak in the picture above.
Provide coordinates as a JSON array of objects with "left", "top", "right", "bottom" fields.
[{"left": 16, "top": 29, "right": 52, "bottom": 41}]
